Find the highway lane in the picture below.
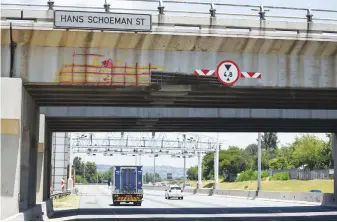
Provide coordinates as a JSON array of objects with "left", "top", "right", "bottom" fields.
[{"left": 50, "top": 185, "right": 337, "bottom": 221}]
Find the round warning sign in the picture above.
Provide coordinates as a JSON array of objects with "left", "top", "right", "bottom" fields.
[{"left": 216, "top": 60, "right": 241, "bottom": 86}]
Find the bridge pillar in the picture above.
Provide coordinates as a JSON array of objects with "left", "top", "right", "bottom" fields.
[
  {"left": 51, "top": 132, "right": 69, "bottom": 192},
  {"left": 0, "top": 78, "right": 40, "bottom": 219},
  {"left": 45, "top": 129, "right": 53, "bottom": 200},
  {"left": 36, "top": 114, "right": 51, "bottom": 202}
]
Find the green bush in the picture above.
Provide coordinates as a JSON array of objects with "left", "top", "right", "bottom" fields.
[
  {"left": 271, "top": 172, "right": 290, "bottom": 181},
  {"left": 236, "top": 169, "right": 254, "bottom": 182},
  {"left": 75, "top": 175, "right": 82, "bottom": 183},
  {"left": 236, "top": 170, "right": 269, "bottom": 182}
]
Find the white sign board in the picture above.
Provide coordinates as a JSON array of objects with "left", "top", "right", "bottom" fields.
[{"left": 54, "top": 10, "right": 152, "bottom": 32}]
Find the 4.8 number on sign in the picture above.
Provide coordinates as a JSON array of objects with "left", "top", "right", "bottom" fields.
[{"left": 216, "top": 60, "right": 241, "bottom": 86}]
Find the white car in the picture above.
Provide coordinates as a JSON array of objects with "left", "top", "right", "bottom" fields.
[{"left": 165, "top": 185, "right": 184, "bottom": 200}]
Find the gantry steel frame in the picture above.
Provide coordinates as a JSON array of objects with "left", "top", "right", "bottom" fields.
[{"left": 69, "top": 132, "right": 222, "bottom": 188}]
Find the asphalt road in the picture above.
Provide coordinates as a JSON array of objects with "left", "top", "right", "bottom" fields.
[{"left": 50, "top": 185, "right": 337, "bottom": 221}]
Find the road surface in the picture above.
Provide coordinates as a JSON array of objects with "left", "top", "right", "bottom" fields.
[{"left": 50, "top": 185, "right": 337, "bottom": 221}]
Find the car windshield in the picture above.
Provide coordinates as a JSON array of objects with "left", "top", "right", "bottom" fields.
[{"left": 170, "top": 187, "right": 181, "bottom": 190}]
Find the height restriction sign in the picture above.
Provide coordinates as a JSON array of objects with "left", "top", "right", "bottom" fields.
[{"left": 216, "top": 60, "right": 241, "bottom": 86}]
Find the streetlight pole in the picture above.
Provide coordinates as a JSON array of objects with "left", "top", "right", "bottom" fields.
[
  {"left": 214, "top": 132, "right": 219, "bottom": 189},
  {"left": 67, "top": 133, "right": 74, "bottom": 190},
  {"left": 183, "top": 155, "right": 186, "bottom": 189},
  {"left": 257, "top": 132, "right": 262, "bottom": 192},
  {"left": 153, "top": 155, "right": 156, "bottom": 185},
  {"left": 197, "top": 152, "right": 202, "bottom": 189}
]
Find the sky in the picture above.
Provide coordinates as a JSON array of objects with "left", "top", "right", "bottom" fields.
[{"left": 4, "top": 0, "right": 336, "bottom": 168}]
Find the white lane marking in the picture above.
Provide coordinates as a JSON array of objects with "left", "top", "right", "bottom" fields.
[{"left": 72, "top": 211, "right": 337, "bottom": 218}]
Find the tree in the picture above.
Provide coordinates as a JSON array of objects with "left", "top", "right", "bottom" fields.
[
  {"left": 323, "top": 133, "right": 333, "bottom": 168},
  {"left": 220, "top": 146, "right": 250, "bottom": 181},
  {"left": 202, "top": 151, "right": 215, "bottom": 180},
  {"left": 144, "top": 173, "right": 151, "bottom": 183},
  {"left": 291, "top": 134, "right": 327, "bottom": 170},
  {"left": 261, "top": 132, "right": 278, "bottom": 150},
  {"left": 187, "top": 166, "right": 198, "bottom": 180},
  {"left": 155, "top": 173, "right": 161, "bottom": 182},
  {"left": 84, "top": 161, "right": 98, "bottom": 183},
  {"left": 245, "top": 143, "right": 258, "bottom": 156},
  {"left": 269, "top": 157, "right": 288, "bottom": 170},
  {"left": 73, "top": 157, "right": 84, "bottom": 176}
]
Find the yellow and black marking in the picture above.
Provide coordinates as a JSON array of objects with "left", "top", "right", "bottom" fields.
[{"left": 115, "top": 195, "right": 141, "bottom": 202}]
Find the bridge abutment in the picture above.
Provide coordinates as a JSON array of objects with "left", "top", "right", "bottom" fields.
[{"left": 1, "top": 78, "right": 40, "bottom": 219}]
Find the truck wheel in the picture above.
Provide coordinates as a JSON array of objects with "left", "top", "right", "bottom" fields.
[{"left": 168, "top": 197, "right": 170, "bottom": 200}]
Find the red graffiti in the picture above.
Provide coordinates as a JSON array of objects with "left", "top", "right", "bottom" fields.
[
  {"left": 102, "top": 59, "right": 113, "bottom": 68},
  {"left": 57, "top": 52, "right": 161, "bottom": 86}
]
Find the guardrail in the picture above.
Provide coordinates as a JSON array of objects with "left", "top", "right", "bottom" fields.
[
  {"left": 1, "top": 0, "right": 337, "bottom": 23},
  {"left": 50, "top": 187, "right": 79, "bottom": 199},
  {"left": 51, "top": 190, "right": 71, "bottom": 199}
]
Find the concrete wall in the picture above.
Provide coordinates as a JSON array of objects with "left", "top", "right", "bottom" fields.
[
  {"left": 1, "top": 78, "right": 23, "bottom": 219},
  {"left": 143, "top": 186, "right": 334, "bottom": 205},
  {"left": 0, "top": 77, "right": 40, "bottom": 219},
  {"left": 1, "top": 45, "right": 337, "bottom": 88}
]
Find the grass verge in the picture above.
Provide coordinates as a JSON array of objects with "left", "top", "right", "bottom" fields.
[
  {"left": 53, "top": 195, "right": 81, "bottom": 209},
  {"left": 185, "top": 179, "right": 333, "bottom": 193}
]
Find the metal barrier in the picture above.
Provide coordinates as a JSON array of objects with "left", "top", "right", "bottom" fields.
[
  {"left": 1, "top": 0, "right": 337, "bottom": 23},
  {"left": 51, "top": 190, "right": 71, "bottom": 199},
  {"left": 51, "top": 188, "right": 79, "bottom": 199}
]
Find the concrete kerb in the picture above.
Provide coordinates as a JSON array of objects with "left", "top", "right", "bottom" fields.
[
  {"left": 3, "top": 199, "right": 54, "bottom": 221},
  {"left": 154, "top": 187, "right": 336, "bottom": 206}
]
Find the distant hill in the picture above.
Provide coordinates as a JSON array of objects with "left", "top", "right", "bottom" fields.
[
  {"left": 96, "top": 164, "right": 186, "bottom": 179},
  {"left": 96, "top": 164, "right": 112, "bottom": 172}
]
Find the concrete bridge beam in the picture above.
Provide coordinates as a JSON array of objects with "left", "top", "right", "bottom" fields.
[
  {"left": 40, "top": 106, "right": 337, "bottom": 120},
  {"left": 0, "top": 78, "right": 40, "bottom": 219}
]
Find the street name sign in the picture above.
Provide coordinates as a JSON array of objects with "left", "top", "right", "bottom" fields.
[{"left": 54, "top": 10, "right": 152, "bottom": 32}]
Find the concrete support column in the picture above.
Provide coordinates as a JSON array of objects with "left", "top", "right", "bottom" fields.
[
  {"left": 1, "top": 78, "right": 40, "bottom": 219},
  {"left": 44, "top": 129, "right": 52, "bottom": 200},
  {"left": 36, "top": 114, "right": 47, "bottom": 202},
  {"left": 332, "top": 133, "right": 337, "bottom": 197},
  {"left": 51, "top": 133, "right": 69, "bottom": 192},
  {"left": 197, "top": 152, "right": 202, "bottom": 189},
  {"left": 22, "top": 83, "right": 40, "bottom": 209}
]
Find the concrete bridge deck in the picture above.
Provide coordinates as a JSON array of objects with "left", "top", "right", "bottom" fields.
[{"left": 1, "top": 3, "right": 337, "bottom": 89}]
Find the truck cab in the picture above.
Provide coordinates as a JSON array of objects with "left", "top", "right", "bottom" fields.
[{"left": 111, "top": 165, "right": 143, "bottom": 206}]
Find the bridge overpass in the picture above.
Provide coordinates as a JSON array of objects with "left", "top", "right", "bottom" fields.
[{"left": 1, "top": 0, "right": 337, "bottom": 220}]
